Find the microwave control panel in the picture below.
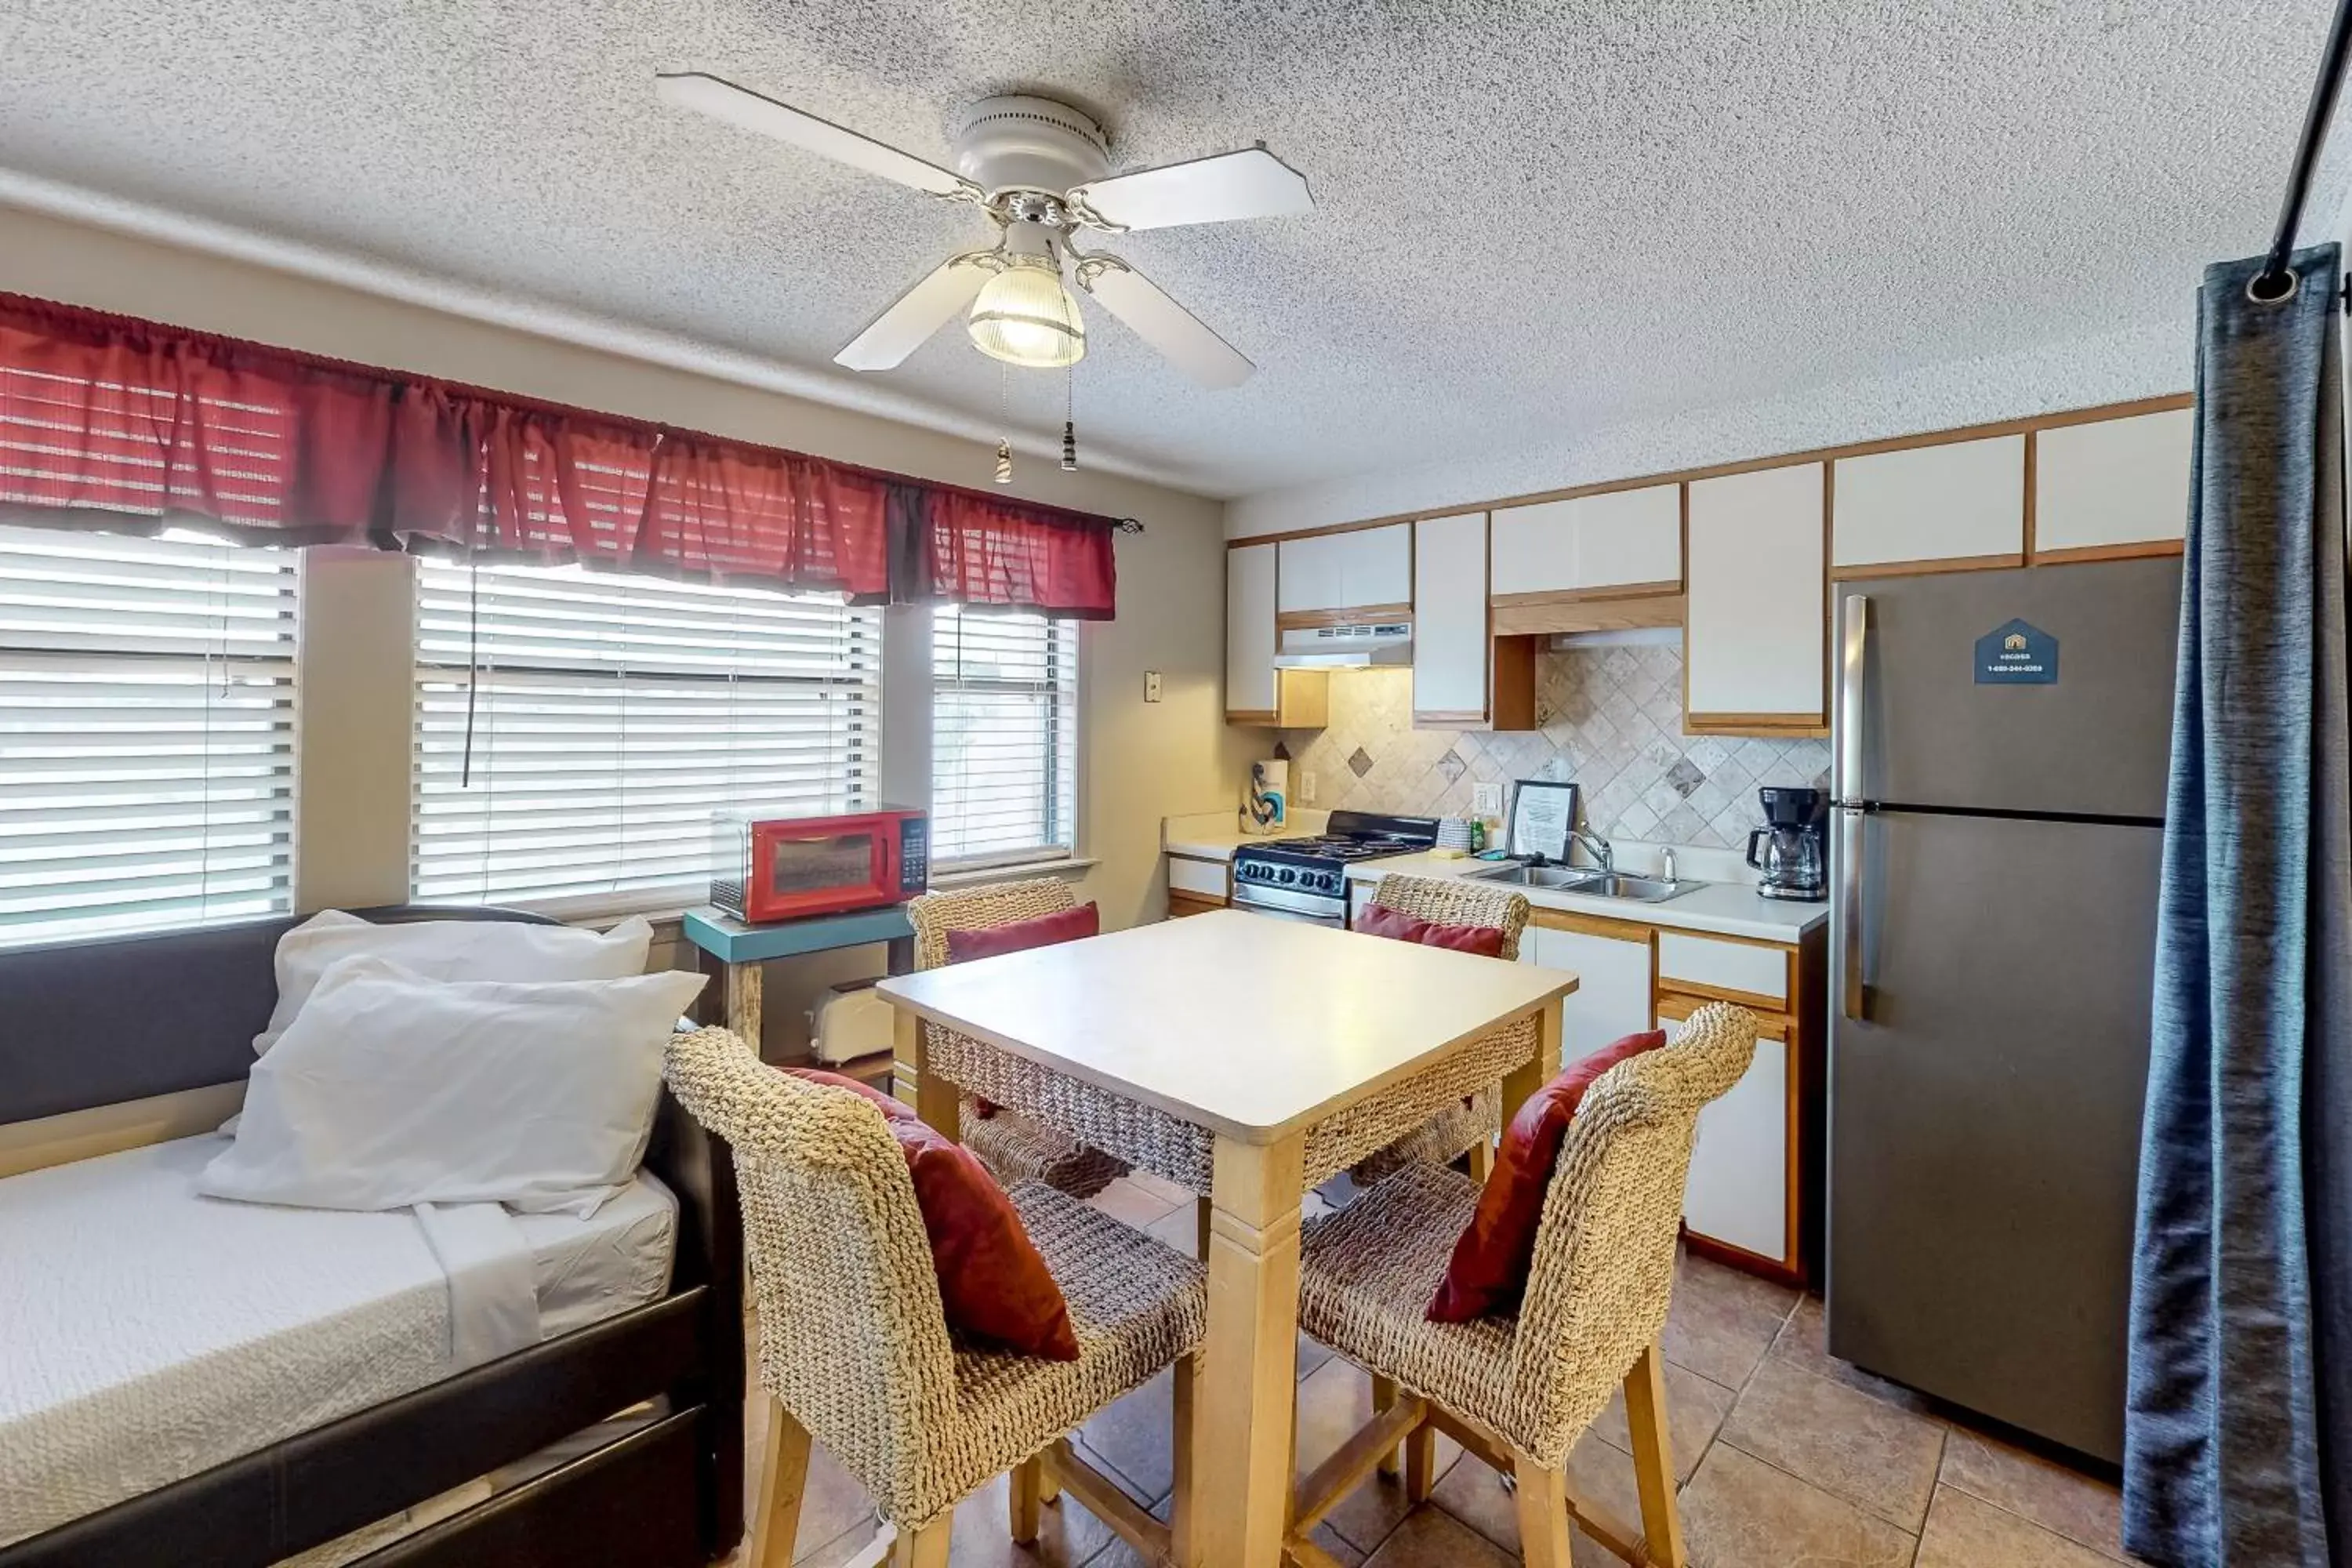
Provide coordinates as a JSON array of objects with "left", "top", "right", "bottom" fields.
[{"left": 898, "top": 817, "right": 930, "bottom": 893}]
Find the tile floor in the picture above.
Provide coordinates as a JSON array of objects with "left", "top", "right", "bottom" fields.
[{"left": 726, "top": 1172, "right": 2143, "bottom": 1568}]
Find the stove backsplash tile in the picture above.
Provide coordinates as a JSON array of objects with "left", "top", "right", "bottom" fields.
[{"left": 1276, "top": 644, "right": 1831, "bottom": 852}]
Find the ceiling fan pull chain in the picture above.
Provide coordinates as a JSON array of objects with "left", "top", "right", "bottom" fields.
[
  {"left": 994, "top": 359, "right": 1014, "bottom": 485},
  {"left": 1062, "top": 362, "right": 1079, "bottom": 472}
]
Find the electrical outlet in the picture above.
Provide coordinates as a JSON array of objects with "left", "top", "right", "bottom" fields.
[
  {"left": 1143, "top": 670, "right": 1161, "bottom": 702},
  {"left": 1301, "top": 770, "right": 1319, "bottom": 803},
  {"left": 1472, "top": 782, "right": 1503, "bottom": 815}
]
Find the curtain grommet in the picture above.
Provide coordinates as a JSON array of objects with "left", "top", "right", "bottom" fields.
[{"left": 2248, "top": 267, "right": 2302, "bottom": 306}]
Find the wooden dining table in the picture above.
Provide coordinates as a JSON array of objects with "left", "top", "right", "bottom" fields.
[{"left": 873, "top": 909, "right": 1576, "bottom": 1568}]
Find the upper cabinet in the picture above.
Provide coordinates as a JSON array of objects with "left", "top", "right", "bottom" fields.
[
  {"left": 1278, "top": 523, "right": 1412, "bottom": 619},
  {"left": 1686, "top": 463, "right": 1827, "bottom": 732},
  {"left": 1411, "top": 513, "right": 1535, "bottom": 729},
  {"left": 1225, "top": 541, "right": 1278, "bottom": 720},
  {"left": 1491, "top": 483, "right": 1682, "bottom": 597},
  {"left": 1831, "top": 434, "right": 2025, "bottom": 576},
  {"left": 2033, "top": 408, "right": 2192, "bottom": 561}
]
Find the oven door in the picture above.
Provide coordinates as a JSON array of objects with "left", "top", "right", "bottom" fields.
[
  {"left": 1229, "top": 883, "right": 1348, "bottom": 927},
  {"left": 748, "top": 815, "right": 895, "bottom": 920}
]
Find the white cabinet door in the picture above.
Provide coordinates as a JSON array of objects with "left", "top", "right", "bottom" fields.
[
  {"left": 1832, "top": 434, "right": 2024, "bottom": 572},
  {"left": 1225, "top": 543, "right": 1276, "bottom": 717},
  {"left": 1278, "top": 524, "right": 1412, "bottom": 613},
  {"left": 1519, "top": 923, "right": 1654, "bottom": 1062},
  {"left": 1491, "top": 485, "right": 1680, "bottom": 596},
  {"left": 1348, "top": 880, "right": 1377, "bottom": 927},
  {"left": 2034, "top": 408, "right": 2192, "bottom": 557},
  {"left": 1414, "top": 513, "right": 1488, "bottom": 720},
  {"left": 1668, "top": 1010, "right": 1788, "bottom": 1261},
  {"left": 1685, "top": 463, "right": 1826, "bottom": 724}
]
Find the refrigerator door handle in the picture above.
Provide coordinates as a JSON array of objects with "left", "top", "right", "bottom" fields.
[{"left": 1838, "top": 593, "right": 1870, "bottom": 1020}]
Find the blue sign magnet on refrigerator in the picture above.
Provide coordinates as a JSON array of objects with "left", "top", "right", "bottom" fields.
[{"left": 1974, "top": 619, "right": 2060, "bottom": 684}]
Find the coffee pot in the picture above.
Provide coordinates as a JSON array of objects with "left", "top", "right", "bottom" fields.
[{"left": 1746, "top": 786, "right": 1828, "bottom": 902}]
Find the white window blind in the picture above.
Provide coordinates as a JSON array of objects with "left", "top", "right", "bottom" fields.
[
  {"left": 413, "top": 561, "right": 880, "bottom": 914},
  {"left": 0, "top": 524, "right": 296, "bottom": 947},
  {"left": 931, "top": 606, "right": 1078, "bottom": 869}
]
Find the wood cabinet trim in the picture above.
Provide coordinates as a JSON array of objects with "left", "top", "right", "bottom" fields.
[
  {"left": 1829, "top": 552, "right": 2025, "bottom": 581},
  {"left": 1491, "top": 592, "right": 1682, "bottom": 638},
  {"left": 1225, "top": 709, "right": 1277, "bottom": 725},
  {"left": 1276, "top": 604, "right": 1413, "bottom": 631},
  {"left": 1686, "top": 713, "right": 1829, "bottom": 736},
  {"left": 1167, "top": 891, "right": 1225, "bottom": 917},
  {"left": 1681, "top": 1232, "right": 1805, "bottom": 1290},
  {"left": 2027, "top": 539, "right": 2186, "bottom": 566},
  {"left": 1657, "top": 979, "right": 1794, "bottom": 1025},
  {"left": 1223, "top": 392, "right": 2191, "bottom": 548},
  {"left": 1488, "top": 579, "right": 1682, "bottom": 608},
  {"left": 1527, "top": 906, "right": 1658, "bottom": 945},
  {"left": 1413, "top": 708, "right": 1490, "bottom": 727}
]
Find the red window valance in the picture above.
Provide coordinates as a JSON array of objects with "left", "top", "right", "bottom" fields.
[{"left": 0, "top": 292, "right": 1117, "bottom": 617}]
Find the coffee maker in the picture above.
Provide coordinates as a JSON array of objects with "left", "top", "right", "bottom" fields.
[{"left": 1747, "top": 786, "right": 1828, "bottom": 902}]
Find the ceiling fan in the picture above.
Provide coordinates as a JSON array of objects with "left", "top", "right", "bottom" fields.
[{"left": 655, "top": 71, "right": 1314, "bottom": 388}]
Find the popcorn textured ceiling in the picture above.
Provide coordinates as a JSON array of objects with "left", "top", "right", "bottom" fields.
[{"left": 0, "top": 1, "right": 2341, "bottom": 501}]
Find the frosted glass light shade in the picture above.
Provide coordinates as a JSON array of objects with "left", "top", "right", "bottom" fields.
[{"left": 967, "top": 257, "right": 1087, "bottom": 368}]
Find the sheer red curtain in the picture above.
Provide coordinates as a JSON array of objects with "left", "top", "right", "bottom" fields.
[{"left": 0, "top": 292, "right": 1114, "bottom": 614}]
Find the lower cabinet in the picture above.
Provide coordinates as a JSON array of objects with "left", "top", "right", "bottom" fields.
[
  {"left": 1164, "top": 854, "right": 1229, "bottom": 920},
  {"left": 1663, "top": 996, "right": 1791, "bottom": 1265},
  {"left": 1517, "top": 912, "right": 1655, "bottom": 1061}
]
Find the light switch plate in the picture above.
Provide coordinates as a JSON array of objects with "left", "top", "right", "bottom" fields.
[
  {"left": 1472, "top": 782, "right": 1503, "bottom": 815},
  {"left": 1144, "top": 670, "right": 1161, "bottom": 702}
]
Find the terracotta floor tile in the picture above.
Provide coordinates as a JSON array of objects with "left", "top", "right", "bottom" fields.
[
  {"left": 1359, "top": 1504, "right": 1517, "bottom": 1567},
  {"left": 1122, "top": 1167, "right": 1195, "bottom": 1208},
  {"left": 1677, "top": 1443, "right": 1916, "bottom": 1568},
  {"left": 1661, "top": 1250, "right": 1798, "bottom": 1390},
  {"left": 1588, "top": 1359, "right": 1737, "bottom": 1483},
  {"left": 1291, "top": 1356, "right": 1461, "bottom": 1555},
  {"left": 1718, "top": 1357, "right": 1945, "bottom": 1531},
  {"left": 1070, "top": 1367, "right": 1177, "bottom": 1506},
  {"left": 1141, "top": 1202, "right": 1200, "bottom": 1259},
  {"left": 1431, "top": 1428, "right": 1645, "bottom": 1566},
  {"left": 940, "top": 1471, "right": 1120, "bottom": 1567},
  {"left": 1768, "top": 1294, "right": 1936, "bottom": 1414},
  {"left": 1940, "top": 1426, "right": 2132, "bottom": 1560},
  {"left": 1915, "top": 1483, "right": 2132, "bottom": 1568}
]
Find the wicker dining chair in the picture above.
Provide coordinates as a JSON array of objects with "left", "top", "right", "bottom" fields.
[
  {"left": 907, "top": 879, "right": 1131, "bottom": 1200},
  {"left": 662, "top": 1025, "right": 1206, "bottom": 1568},
  {"left": 1345, "top": 873, "right": 1533, "bottom": 1188},
  {"left": 1283, "top": 1003, "right": 1759, "bottom": 1568}
]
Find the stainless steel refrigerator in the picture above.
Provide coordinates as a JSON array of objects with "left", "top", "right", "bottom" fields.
[{"left": 1827, "top": 557, "right": 2180, "bottom": 1464}]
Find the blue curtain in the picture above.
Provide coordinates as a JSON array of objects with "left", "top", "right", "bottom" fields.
[{"left": 2127, "top": 242, "right": 2352, "bottom": 1567}]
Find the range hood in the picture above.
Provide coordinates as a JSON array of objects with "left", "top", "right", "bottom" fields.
[{"left": 1274, "top": 621, "right": 1413, "bottom": 668}]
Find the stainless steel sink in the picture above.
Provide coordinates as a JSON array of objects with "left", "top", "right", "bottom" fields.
[{"left": 1466, "top": 862, "right": 1705, "bottom": 904}]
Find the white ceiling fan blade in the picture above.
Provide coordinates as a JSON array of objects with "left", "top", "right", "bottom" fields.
[
  {"left": 836, "top": 252, "right": 996, "bottom": 371},
  {"left": 657, "top": 71, "right": 979, "bottom": 201},
  {"left": 1068, "top": 147, "right": 1312, "bottom": 231},
  {"left": 1074, "top": 255, "right": 1254, "bottom": 388}
]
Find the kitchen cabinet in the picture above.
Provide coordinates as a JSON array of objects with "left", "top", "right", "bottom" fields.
[
  {"left": 1413, "top": 513, "right": 1537, "bottom": 730},
  {"left": 1661, "top": 994, "right": 1792, "bottom": 1265},
  {"left": 1519, "top": 911, "right": 1656, "bottom": 1062},
  {"left": 1277, "top": 523, "right": 1412, "bottom": 619},
  {"left": 1227, "top": 544, "right": 1329, "bottom": 726},
  {"left": 1491, "top": 483, "right": 1682, "bottom": 597},
  {"left": 1831, "top": 434, "right": 2026, "bottom": 576},
  {"left": 1685, "top": 463, "right": 1828, "bottom": 734},
  {"left": 2033, "top": 408, "right": 2192, "bottom": 562}
]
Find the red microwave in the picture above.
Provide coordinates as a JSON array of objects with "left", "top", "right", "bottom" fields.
[{"left": 711, "top": 808, "right": 930, "bottom": 924}]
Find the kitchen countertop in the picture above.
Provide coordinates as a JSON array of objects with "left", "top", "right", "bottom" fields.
[
  {"left": 1162, "top": 808, "right": 1329, "bottom": 861},
  {"left": 1338, "top": 849, "right": 1826, "bottom": 942}
]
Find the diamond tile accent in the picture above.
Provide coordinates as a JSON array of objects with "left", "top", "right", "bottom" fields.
[{"left": 1278, "top": 648, "right": 1831, "bottom": 850}]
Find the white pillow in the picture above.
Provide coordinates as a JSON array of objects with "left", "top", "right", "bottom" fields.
[
  {"left": 201, "top": 956, "right": 706, "bottom": 1217},
  {"left": 255, "top": 911, "right": 654, "bottom": 1055}
]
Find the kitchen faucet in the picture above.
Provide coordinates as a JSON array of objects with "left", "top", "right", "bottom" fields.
[{"left": 1567, "top": 829, "right": 1613, "bottom": 874}]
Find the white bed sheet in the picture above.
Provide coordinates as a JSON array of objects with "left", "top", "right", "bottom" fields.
[{"left": 0, "top": 1134, "right": 677, "bottom": 1547}]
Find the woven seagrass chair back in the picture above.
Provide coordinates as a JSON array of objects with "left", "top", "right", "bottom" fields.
[
  {"left": 662, "top": 1026, "right": 959, "bottom": 1521},
  {"left": 1364, "top": 874, "right": 1530, "bottom": 961},
  {"left": 1504, "top": 1002, "right": 1759, "bottom": 1460},
  {"left": 908, "top": 877, "right": 1077, "bottom": 971}
]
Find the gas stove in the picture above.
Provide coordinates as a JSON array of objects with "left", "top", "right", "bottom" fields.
[{"left": 1229, "top": 810, "right": 1442, "bottom": 924}]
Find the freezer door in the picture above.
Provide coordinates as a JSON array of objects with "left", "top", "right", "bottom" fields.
[
  {"left": 1827, "top": 808, "right": 2161, "bottom": 1462},
  {"left": 1838, "top": 557, "right": 2180, "bottom": 818}
]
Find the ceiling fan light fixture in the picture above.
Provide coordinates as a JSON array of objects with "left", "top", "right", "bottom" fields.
[{"left": 967, "top": 255, "right": 1087, "bottom": 368}]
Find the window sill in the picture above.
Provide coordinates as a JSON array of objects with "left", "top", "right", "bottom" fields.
[{"left": 927, "top": 856, "right": 1098, "bottom": 891}]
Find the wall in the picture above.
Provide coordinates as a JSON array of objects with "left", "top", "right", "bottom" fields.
[
  {"left": 1225, "top": 319, "right": 2188, "bottom": 538},
  {"left": 1279, "top": 643, "right": 1831, "bottom": 854},
  {"left": 0, "top": 205, "right": 1256, "bottom": 1054}
]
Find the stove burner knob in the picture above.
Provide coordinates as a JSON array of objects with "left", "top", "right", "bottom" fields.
[{"left": 1278, "top": 868, "right": 1297, "bottom": 884}]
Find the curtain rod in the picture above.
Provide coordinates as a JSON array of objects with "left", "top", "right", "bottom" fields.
[{"left": 2256, "top": 0, "right": 2352, "bottom": 302}]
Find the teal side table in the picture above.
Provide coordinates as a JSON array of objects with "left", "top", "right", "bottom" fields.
[{"left": 678, "top": 905, "right": 917, "bottom": 1047}]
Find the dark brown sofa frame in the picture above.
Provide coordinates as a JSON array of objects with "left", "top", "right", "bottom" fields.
[{"left": 0, "top": 906, "right": 744, "bottom": 1568}]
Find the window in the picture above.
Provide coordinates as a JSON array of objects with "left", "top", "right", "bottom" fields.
[
  {"left": 0, "top": 524, "right": 297, "bottom": 946},
  {"left": 931, "top": 606, "right": 1079, "bottom": 869},
  {"left": 413, "top": 561, "right": 880, "bottom": 914}
]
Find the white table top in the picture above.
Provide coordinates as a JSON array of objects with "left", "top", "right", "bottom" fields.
[{"left": 875, "top": 909, "right": 1577, "bottom": 1145}]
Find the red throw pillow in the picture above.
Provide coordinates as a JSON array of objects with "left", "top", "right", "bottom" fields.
[
  {"left": 1355, "top": 902, "right": 1508, "bottom": 958},
  {"left": 789, "top": 1069, "right": 1079, "bottom": 1359},
  {"left": 1425, "top": 1030, "right": 1668, "bottom": 1323},
  {"left": 945, "top": 902, "right": 1101, "bottom": 964}
]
